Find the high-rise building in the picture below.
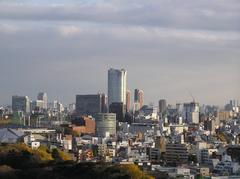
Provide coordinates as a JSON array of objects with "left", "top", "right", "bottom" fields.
[
  {"left": 133, "top": 102, "right": 141, "bottom": 113},
  {"left": 183, "top": 102, "right": 200, "bottom": 124},
  {"left": 126, "top": 90, "right": 131, "bottom": 112},
  {"left": 49, "top": 100, "right": 64, "bottom": 113},
  {"left": 109, "top": 102, "right": 125, "bottom": 122},
  {"left": 95, "top": 113, "right": 116, "bottom": 137},
  {"left": 108, "top": 68, "right": 127, "bottom": 107},
  {"left": 134, "top": 89, "right": 144, "bottom": 109},
  {"left": 37, "top": 92, "right": 47, "bottom": 109},
  {"left": 31, "top": 100, "right": 44, "bottom": 112},
  {"left": 159, "top": 99, "right": 167, "bottom": 115},
  {"left": 204, "top": 117, "right": 219, "bottom": 134},
  {"left": 68, "top": 103, "right": 76, "bottom": 113},
  {"left": 76, "top": 94, "right": 106, "bottom": 117},
  {"left": 176, "top": 103, "right": 183, "bottom": 116},
  {"left": 141, "top": 105, "right": 158, "bottom": 120},
  {"left": 12, "top": 95, "right": 30, "bottom": 114},
  {"left": 101, "top": 94, "right": 108, "bottom": 113}
]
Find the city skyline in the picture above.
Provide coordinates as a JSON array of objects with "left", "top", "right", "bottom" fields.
[
  {"left": 0, "top": 0, "right": 239, "bottom": 106},
  {"left": 3, "top": 72, "right": 239, "bottom": 108},
  {"left": 1, "top": 66, "right": 239, "bottom": 107},
  {"left": 1, "top": 1, "right": 240, "bottom": 178}
]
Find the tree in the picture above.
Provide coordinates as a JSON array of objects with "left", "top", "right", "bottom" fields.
[
  {"left": 188, "top": 154, "right": 197, "bottom": 163},
  {"left": 51, "top": 148, "right": 71, "bottom": 161}
]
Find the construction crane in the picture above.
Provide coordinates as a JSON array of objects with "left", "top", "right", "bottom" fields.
[{"left": 189, "top": 91, "right": 195, "bottom": 103}]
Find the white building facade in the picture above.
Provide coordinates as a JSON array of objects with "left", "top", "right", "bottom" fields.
[
  {"left": 108, "top": 68, "right": 127, "bottom": 107},
  {"left": 37, "top": 92, "right": 48, "bottom": 109}
]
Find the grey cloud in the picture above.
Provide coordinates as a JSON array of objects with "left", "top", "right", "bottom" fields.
[
  {"left": 0, "top": 0, "right": 240, "bottom": 31},
  {"left": 0, "top": 23, "right": 239, "bottom": 105},
  {"left": 0, "top": 23, "right": 19, "bottom": 33}
]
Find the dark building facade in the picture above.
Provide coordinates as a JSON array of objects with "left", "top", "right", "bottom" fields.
[
  {"left": 109, "top": 102, "right": 125, "bottom": 122},
  {"left": 134, "top": 89, "right": 144, "bottom": 109},
  {"left": 165, "top": 143, "right": 189, "bottom": 166},
  {"left": 126, "top": 90, "right": 131, "bottom": 112},
  {"left": 159, "top": 99, "right": 167, "bottom": 115},
  {"left": 76, "top": 94, "right": 106, "bottom": 118},
  {"left": 100, "top": 93, "right": 108, "bottom": 113},
  {"left": 12, "top": 95, "right": 30, "bottom": 114}
]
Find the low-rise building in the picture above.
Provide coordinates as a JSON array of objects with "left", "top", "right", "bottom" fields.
[{"left": 165, "top": 143, "right": 189, "bottom": 165}]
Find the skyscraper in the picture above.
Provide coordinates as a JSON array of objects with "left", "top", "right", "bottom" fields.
[
  {"left": 31, "top": 100, "right": 44, "bottom": 112},
  {"left": 108, "top": 68, "right": 127, "bottom": 107},
  {"left": 126, "top": 90, "right": 131, "bottom": 112},
  {"left": 134, "top": 89, "right": 144, "bottom": 109},
  {"left": 12, "top": 95, "right": 30, "bottom": 114},
  {"left": 101, "top": 94, "right": 108, "bottom": 113},
  {"left": 76, "top": 93, "right": 107, "bottom": 117},
  {"left": 109, "top": 102, "right": 125, "bottom": 122},
  {"left": 37, "top": 92, "right": 47, "bottom": 109},
  {"left": 159, "top": 99, "right": 167, "bottom": 115},
  {"left": 183, "top": 102, "right": 200, "bottom": 124}
]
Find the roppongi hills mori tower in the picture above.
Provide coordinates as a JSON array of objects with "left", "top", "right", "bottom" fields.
[{"left": 108, "top": 68, "right": 127, "bottom": 107}]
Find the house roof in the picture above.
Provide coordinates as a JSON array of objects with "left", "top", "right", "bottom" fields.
[{"left": 0, "top": 128, "right": 24, "bottom": 143}]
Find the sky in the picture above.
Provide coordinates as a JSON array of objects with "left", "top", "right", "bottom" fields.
[{"left": 0, "top": 0, "right": 239, "bottom": 106}]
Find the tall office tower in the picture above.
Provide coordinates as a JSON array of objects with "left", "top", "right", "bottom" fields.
[
  {"left": 183, "top": 102, "right": 200, "bottom": 124},
  {"left": 96, "top": 113, "right": 116, "bottom": 137},
  {"left": 134, "top": 89, "right": 144, "bottom": 109},
  {"left": 31, "top": 100, "right": 44, "bottom": 112},
  {"left": 76, "top": 94, "right": 106, "bottom": 118},
  {"left": 159, "top": 99, "right": 167, "bottom": 114},
  {"left": 12, "top": 95, "right": 30, "bottom": 114},
  {"left": 133, "top": 102, "right": 141, "bottom": 113},
  {"left": 37, "top": 92, "right": 47, "bottom": 109},
  {"left": 100, "top": 94, "right": 108, "bottom": 113},
  {"left": 108, "top": 68, "right": 127, "bottom": 108},
  {"left": 49, "top": 100, "right": 64, "bottom": 113},
  {"left": 126, "top": 90, "right": 131, "bottom": 112},
  {"left": 109, "top": 102, "right": 125, "bottom": 122}
]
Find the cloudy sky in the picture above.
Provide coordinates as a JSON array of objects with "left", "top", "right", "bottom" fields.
[{"left": 0, "top": 0, "right": 239, "bottom": 106}]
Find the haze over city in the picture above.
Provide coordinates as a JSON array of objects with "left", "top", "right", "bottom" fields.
[{"left": 0, "top": 0, "right": 239, "bottom": 106}]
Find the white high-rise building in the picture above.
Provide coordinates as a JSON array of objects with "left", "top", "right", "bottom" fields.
[
  {"left": 108, "top": 68, "right": 127, "bottom": 107},
  {"left": 37, "top": 92, "right": 47, "bottom": 109}
]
